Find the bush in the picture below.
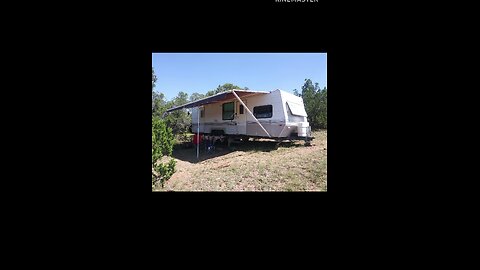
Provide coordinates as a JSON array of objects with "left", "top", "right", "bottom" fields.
[
  {"left": 152, "top": 116, "right": 176, "bottom": 188},
  {"left": 152, "top": 159, "right": 176, "bottom": 188}
]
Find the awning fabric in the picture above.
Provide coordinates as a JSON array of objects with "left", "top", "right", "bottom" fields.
[{"left": 165, "top": 90, "right": 269, "bottom": 113}]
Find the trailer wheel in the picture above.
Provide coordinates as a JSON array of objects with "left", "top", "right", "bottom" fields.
[{"left": 304, "top": 139, "right": 312, "bottom": 146}]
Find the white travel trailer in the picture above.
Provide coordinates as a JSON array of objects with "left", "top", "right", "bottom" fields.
[{"left": 166, "top": 89, "right": 313, "bottom": 142}]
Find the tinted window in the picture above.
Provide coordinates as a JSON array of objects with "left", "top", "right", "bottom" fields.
[
  {"left": 253, "top": 105, "right": 272, "bottom": 119},
  {"left": 222, "top": 102, "right": 234, "bottom": 120},
  {"left": 239, "top": 104, "right": 244, "bottom": 114}
]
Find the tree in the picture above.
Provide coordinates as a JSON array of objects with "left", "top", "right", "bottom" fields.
[
  {"left": 190, "top": 92, "right": 205, "bottom": 102},
  {"left": 313, "top": 87, "right": 327, "bottom": 129},
  {"left": 164, "top": 91, "right": 192, "bottom": 137},
  {"left": 301, "top": 79, "right": 316, "bottom": 125},
  {"left": 174, "top": 91, "right": 189, "bottom": 105},
  {"left": 152, "top": 67, "right": 157, "bottom": 90},
  {"left": 293, "top": 89, "right": 301, "bottom": 97},
  {"left": 152, "top": 67, "right": 169, "bottom": 117},
  {"left": 205, "top": 83, "right": 248, "bottom": 97},
  {"left": 299, "top": 79, "right": 327, "bottom": 130},
  {"left": 152, "top": 116, "right": 176, "bottom": 189},
  {"left": 152, "top": 67, "right": 176, "bottom": 189},
  {"left": 205, "top": 90, "right": 215, "bottom": 97},
  {"left": 152, "top": 91, "right": 167, "bottom": 117}
]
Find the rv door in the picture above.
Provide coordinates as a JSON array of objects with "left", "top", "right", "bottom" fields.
[{"left": 236, "top": 100, "right": 246, "bottom": 134}]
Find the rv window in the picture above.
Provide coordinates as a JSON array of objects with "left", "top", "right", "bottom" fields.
[
  {"left": 253, "top": 105, "right": 272, "bottom": 119},
  {"left": 286, "top": 101, "right": 307, "bottom": 117},
  {"left": 239, "top": 104, "right": 244, "bottom": 114},
  {"left": 200, "top": 107, "right": 204, "bottom": 118},
  {"left": 222, "top": 102, "right": 234, "bottom": 120}
]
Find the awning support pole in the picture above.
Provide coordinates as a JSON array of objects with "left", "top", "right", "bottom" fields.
[
  {"left": 232, "top": 90, "right": 271, "bottom": 138},
  {"left": 197, "top": 107, "right": 200, "bottom": 159}
]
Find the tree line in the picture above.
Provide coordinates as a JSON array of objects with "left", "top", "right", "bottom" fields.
[{"left": 293, "top": 79, "right": 327, "bottom": 129}]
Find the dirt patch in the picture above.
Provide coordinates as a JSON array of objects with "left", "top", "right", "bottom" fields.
[{"left": 155, "top": 130, "right": 327, "bottom": 191}]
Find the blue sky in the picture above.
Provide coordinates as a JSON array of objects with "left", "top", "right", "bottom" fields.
[{"left": 152, "top": 53, "right": 327, "bottom": 101}]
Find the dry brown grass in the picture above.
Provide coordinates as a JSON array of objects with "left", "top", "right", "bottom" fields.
[{"left": 153, "top": 130, "right": 327, "bottom": 191}]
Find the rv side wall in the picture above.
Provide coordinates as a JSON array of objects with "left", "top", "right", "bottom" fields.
[
  {"left": 243, "top": 91, "right": 285, "bottom": 137},
  {"left": 280, "top": 90, "right": 310, "bottom": 137},
  {"left": 191, "top": 90, "right": 311, "bottom": 138}
]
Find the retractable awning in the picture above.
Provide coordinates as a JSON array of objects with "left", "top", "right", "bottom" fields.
[
  {"left": 165, "top": 89, "right": 273, "bottom": 160},
  {"left": 165, "top": 89, "right": 269, "bottom": 112}
]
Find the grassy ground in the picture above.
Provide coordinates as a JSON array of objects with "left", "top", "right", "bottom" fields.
[{"left": 153, "top": 130, "right": 327, "bottom": 191}]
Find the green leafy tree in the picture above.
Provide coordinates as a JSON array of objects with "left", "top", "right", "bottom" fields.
[
  {"left": 301, "top": 79, "right": 316, "bottom": 125},
  {"left": 164, "top": 91, "right": 192, "bottom": 139},
  {"left": 311, "top": 87, "right": 327, "bottom": 129},
  {"left": 293, "top": 89, "right": 301, "bottom": 97},
  {"left": 205, "top": 83, "right": 248, "bottom": 97},
  {"left": 152, "top": 91, "right": 167, "bottom": 117},
  {"left": 152, "top": 116, "right": 176, "bottom": 189},
  {"left": 298, "top": 79, "right": 327, "bottom": 130},
  {"left": 152, "top": 67, "right": 157, "bottom": 112},
  {"left": 190, "top": 92, "right": 205, "bottom": 102},
  {"left": 152, "top": 67, "right": 168, "bottom": 117},
  {"left": 152, "top": 67, "right": 176, "bottom": 189},
  {"left": 205, "top": 90, "right": 215, "bottom": 97},
  {"left": 152, "top": 67, "right": 157, "bottom": 89}
]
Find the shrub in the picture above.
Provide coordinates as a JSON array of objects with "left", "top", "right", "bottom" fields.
[{"left": 152, "top": 116, "right": 176, "bottom": 188}]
